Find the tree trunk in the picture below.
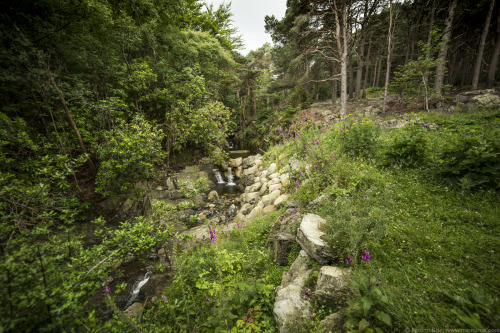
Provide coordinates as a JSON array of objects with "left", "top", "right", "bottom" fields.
[
  {"left": 472, "top": 0, "right": 496, "bottom": 90},
  {"left": 382, "top": 0, "right": 393, "bottom": 113},
  {"left": 434, "top": 0, "right": 458, "bottom": 96},
  {"left": 355, "top": 36, "right": 365, "bottom": 99},
  {"left": 331, "top": 61, "right": 338, "bottom": 105},
  {"left": 376, "top": 58, "right": 382, "bottom": 87},
  {"left": 487, "top": 14, "right": 500, "bottom": 88},
  {"left": 372, "top": 56, "right": 378, "bottom": 87},
  {"left": 349, "top": 55, "right": 354, "bottom": 99},
  {"left": 13, "top": 23, "right": 95, "bottom": 170},
  {"left": 424, "top": 0, "right": 436, "bottom": 84},
  {"left": 362, "top": 35, "right": 372, "bottom": 99},
  {"left": 333, "top": 0, "right": 348, "bottom": 118}
]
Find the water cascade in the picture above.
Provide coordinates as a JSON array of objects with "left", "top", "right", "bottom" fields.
[
  {"left": 227, "top": 168, "right": 236, "bottom": 186},
  {"left": 125, "top": 270, "right": 152, "bottom": 308},
  {"left": 213, "top": 169, "right": 226, "bottom": 184}
]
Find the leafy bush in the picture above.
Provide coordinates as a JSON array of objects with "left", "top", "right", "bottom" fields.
[
  {"left": 342, "top": 116, "right": 380, "bottom": 157},
  {"left": 435, "top": 125, "right": 499, "bottom": 190},
  {"left": 382, "top": 119, "right": 429, "bottom": 167},
  {"left": 96, "top": 116, "right": 165, "bottom": 197},
  {"left": 289, "top": 86, "right": 311, "bottom": 109}
]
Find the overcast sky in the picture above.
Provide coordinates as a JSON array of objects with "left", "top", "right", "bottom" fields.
[{"left": 205, "top": 0, "right": 287, "bottom": 55}]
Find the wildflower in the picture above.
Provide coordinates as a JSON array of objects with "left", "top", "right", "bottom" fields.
[
  {"left": 290, "top": 189, "right": 293, "bottom": 194},
  {"left": 331, "top": 153, "right": 334, "bottom": 158},
  {"left": 313, "top": 121, "right": 316, "bottom": 126},
  {"left": 346, "top": 126, "right": 350, "bottom": 130},
  {"left": 163, "top": 296, "right": 166, "bottom": 302},
  {"left": 316, "top": 139, "right": 319, "bottom": 144},
  {"left": 237, "top": 223, "right": 243, "bottom": 229},
  {"left": 309, "top": 314, "right": 313, "bottom": 318},
  {"left": 346, "top": 194, "right": 350, "bottom": 197},
  {"left": 292, "top": 121, "right": 295, "bottom": 125},
  {"left": 208, "top": 226, "right": 217, "bottom": 243},
  {"left": 206, "top": 297, "right": 210, "bottom": 303},
  {"left": 346, "top": 256, "right": 351, "bottom": 264},
  {"left": 299, "top": 171, "right": 303, "bottom": 176},
  {"left": 365, "top": 195, "right": 368, "bottom": 198},
  {"left": 362, "top": 250, "right": 370, "bottom": 262},
  {"left": 304, "top": 145, "right": 307, "bottom": 148},
  {"left": 304, "top": 291, "right": 310, "bottom": 298}
]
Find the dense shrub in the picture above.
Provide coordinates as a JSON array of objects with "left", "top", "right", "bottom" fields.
[
  {"left": 96, "top": 116, "right": 165, "bottom": 197},
  {"left": 289, "top": 86, "right": 311, "bottom": 109},
  {"left": 342, "top": 117, "right": 380, "bottom": 157},
  {"left": 382, "top": 119, "right": 429, "bottom": 167}
]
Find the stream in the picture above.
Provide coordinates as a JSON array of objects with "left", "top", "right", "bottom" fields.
[{"left": 98, "top": 143, "right": 253, "bottom": 315}]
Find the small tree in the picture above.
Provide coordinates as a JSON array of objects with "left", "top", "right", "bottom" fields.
[{"left": 392, "top": 30, "right": 444, "bottom": 111}]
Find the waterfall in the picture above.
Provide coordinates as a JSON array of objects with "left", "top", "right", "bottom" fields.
[
  {"left": 213, "top": 169, "right": 225, "bottom": 184},
  {"left": 227, "top": 167, "right": 236, "bottom": 186},
  {"left": 125, "top": 270, "right": 152, "bottom": 308}
]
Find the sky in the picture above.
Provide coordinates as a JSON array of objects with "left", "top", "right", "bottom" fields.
[{"left": 205, "top": 0, "right": 287, "bottom": 55}]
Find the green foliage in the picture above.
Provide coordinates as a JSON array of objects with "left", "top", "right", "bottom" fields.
[
  {"left": 344, "top": 272, "right": 393, "bottom": 333},
  {"left": 177, "top": 177, "right": 210, "bottom": 198},
  {"left": 342, "top": 116, "right": 380, "bottom": 158},
  {"left": 381, "top": 118, "right": 429, "bottom": 167},
  {"left": 289, "top": 86, "right": 312, "bottom": 109},
  {"left": 435, "top": 124, "right": 499, "bottom": 190},
  {"left": 96, "top": 116, "right": 165, "bottom": 197}
]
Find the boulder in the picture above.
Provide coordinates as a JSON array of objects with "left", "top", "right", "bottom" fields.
[
  {"left": 245, "top": 182, "right": 262, "bottom": 193},
  {"left": 229, "top": 157, "right": 243, "bottom": 168},
  {"left": 268, "top": 163, "right": 278, "bottom": 174},
  {"left": 259, "top": 176, "right": 268, "bottom": 184},
  {"left": 280, "top": 173, "right": 290, "bottom": 184},
  {"left": 296, "top": 214, "right": 334, "bottom": 264},
  {"left": 273, "top": 250, "right": 313, "bottom": 331},
  {"left": 259, "top": 182, "right": 268, "bottom": 195},
  {"left": 237, "top": 174, "right": 254, "bottom": 191},
  {"left": 239, "top": 203, "right": 254, "bottom": 215},
  {"left": 286, "top": 199, "right": 300, "bottom": 209},
  {"left": 274, "top": 194, "right": 289, "bottom": 208},
  {"left": 315, "top": 266, "right": 350, "bottom": 305},
  {"left": 268, "top": 183, "right": 282, "bottom": 193},
  {"left": 265, "top": 208, "right": 303, "bottom": 248},
  {"left": 262, "top": 190, "right": 281, "bottom": 206},
  {"left": 234, "top": 213, "right": 246, "bottom": 224},
  {"left": 307, "top": 192, "right": 330, "bottom": 209},
  {"left": 242, "top": 154, "right": 262, "bottom": 168},
  {"left": 268, "top": 178, "right": 281, "bottom": 186},
  {"left": 234, "top": 166, "right": 244, "bottom": 178},
  {"left": 207, "top": 190, "right": 219, "bottom": 202},
  {"left": 246, "top": 201, "right": 263, "bottom": 220},
  {"left": 321, "top": 311, "right": 344, "bottom": 333},
  {"left": 268, "top": 172, "right": 281, "bottom": 179},
  {"left": 227, "top": 204, "right": 237, "bottom": 217},
  {"left": 242, "top": 191, "right": 260, "bottom": 204},
  {"left": 243, "top": 164, "right": 259, "bottom": 176},
  {"left": 165, "top": 177, "right": 176, "bottom": 190},
  {"left": 273, "top": 232, "right": 294, "bottom": 266},
  {"left": 263, "top": 205, "right": 277, "bottom": 215},
  {"left": 125, "top": 302, "right": 143, "bottom": 317}
]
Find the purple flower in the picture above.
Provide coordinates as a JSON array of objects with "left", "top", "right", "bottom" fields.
[
  {"left": 208, "top": 226, "right": 217, "bottom": 243},
  {"left": 304, "top": 291, "right": 310, "bottom": 298},
  {"left": 309, "top": 313, "right": 313, "bottom": 318},
  {"left": 313, "top": 121, "right": 316, "bottom": 126},
  {"left": 346, "top": 126, "right": 350, "bottom": 130},
  {"left": 365, "top": 195, "right": 368, "bottom": 198},
  {"left": 362, "top": 250, "right": 370, "bottom": 262},
  {"left": 205, "top": 297, "right": 210, "bottom": 303},
  {"left": 290, "top": 189, "right": 293, "bottom": 194},
  {"left": 316, "top": 139, "right": 319, "bottom": 144},
  {"left": 346, "top": 194, "right": 350, "bottom": 197},
  {"left": 237, "top": 223, "right": 243, "bottom": 229},
  {"left": 163, "top": 296, "right": 166, "bottom": 302},
  {"left": 299, "top": 171, "right": 303, "bottom": 176},
  {"left": 331, "top": 153, "right": 334, "bottom": 158},
  {"left": 292, "top": 121, "right": 295, "bottom": 125},
  {"left": 304, "top": 145, "right": 307, "bottom": 148},
  {"left": 346, "top": 256, "right": 351, "bottom": 264}
]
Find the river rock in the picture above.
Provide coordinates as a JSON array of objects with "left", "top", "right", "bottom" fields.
[
  {"left": 239, "top": 203, "right": 254, "bottom": 215},
  {"left": 238, "top": 174, "right": 254, "bottom": 191},
  {"left": 269, "top": 172, "right": 280, "bottom": 180},
  {"left": 234, "top": 166, "right": 243, "bottom": 178},
  {"left": 245, "top": 182, "right": 262, "bottom": 193},
  {"left": 289, "top": 155, "right": 301, "bottom": 171},
  {"left": 229, "top": 157, "right": 243, "bottom": 168},
  {"left": 315, "top": 266, "right": 350, "bottom": 305},
  {"left": 280, "top": 173, "right": 290, "bottom": 184},
  {"left": 207, "top": 190, "right": 219, "bottom": 202},
  {"left": 268, "top": 163, "right": 278, "bottom": 174},
  {"left": 262, "top": 190, "right": 281, "bottom": 206},
  {"left": 259, "top": 176, "right": 268, "bottom": 183},
  {"left": 246, "top": 201, "right": 263, "bottom": 220},
  {"left": 259, "top": 182, "right": 268, "bottom": 195},
  {"left": 297, "top": 214, "right": 334, "bottom": 264},
  {"left": 243, "top": 154, "right": 262, "bottom": 168},
  {"left": 268, "top": 183, "right": 282, "bottom": 193},
  {"left": 268, "top": 178, "right": 280, "bottom": 186},
  {"left": 274, "top": 194, "right": 289, "bottom": 208},
  {"left": 242, "top": 191, "right": 260, "bottom": 203},
  {"left": 125, "top": 302, "right": 143, "bottom": 317},
  {"left": 227, "top": 204, "right": 237, "bottom": 217},
  {"left": 263, "top": 204, "right": 277, "bottom": 215},
  {"left": 243, "top": 164, "right": 259, "bottom": 176},
  {"left": 321, "top": 311, "right": 344, "bottom": 333},
  {"left": 274, "top": 232, "right": 294, "bottom": 266},
  {"left": 234, "top": 213, "right": 246, "bottom": 224},
  {"left": 274, "top": 250, "right": 313, "bottom": 331}
]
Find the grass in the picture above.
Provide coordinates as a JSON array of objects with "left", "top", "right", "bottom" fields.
[{"left": 264, "top": 106, "right": 500, "bottom": 330}]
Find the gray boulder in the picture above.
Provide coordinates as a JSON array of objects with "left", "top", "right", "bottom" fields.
[
  {"left": 296, "top": 214, "right": 334, "bottom": 263},
  {"left": 315, "top": 266, "right": 350, "bottom": 305}
]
